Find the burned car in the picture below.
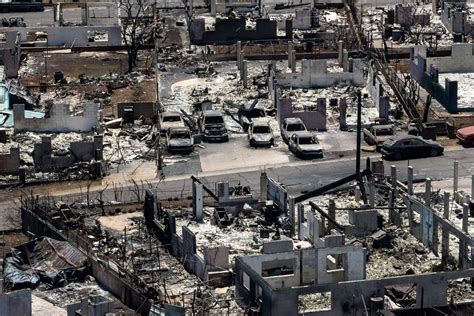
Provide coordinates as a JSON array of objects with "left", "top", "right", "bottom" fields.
[
  {"left": 288, "top": 131, "right": 323, "bottom": 159},
  {"left": 166, "top": 127, "right": 194, "bottom": 154},
  {"left": 199, "top": 110, "right": 229, "bottom": 142},
  {"left": 159, "top": 112, "right": 185, "bottom": 135},
  {"left": 380, "top": 136, "right": 443, "bottom": 160},
  {"left": 238, "top": 102, "right": 266, "bottom": 132},
  {"left": 363, "top": 124, "right": 395, "bottom": 147},
  {"left": 248, "top": 119, "right": 274, "bottom": 147},
  {"left": 281, "top": 117, "right": 307, "bottom": 143}
]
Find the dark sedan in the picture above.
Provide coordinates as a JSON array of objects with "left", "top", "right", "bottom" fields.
[{"left": 380, "top": 137, "right": 444, "bottom": 160}]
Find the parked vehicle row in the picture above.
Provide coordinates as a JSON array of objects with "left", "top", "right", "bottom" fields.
[
  {"left": 159, "top": 110, "right": 229, "bottom": 155},
  {"left": 158, "top": 108, "right": 474, "bottom": 161},
  {"left": 159, "top": 111, "right": 325, "bottom": 159}
]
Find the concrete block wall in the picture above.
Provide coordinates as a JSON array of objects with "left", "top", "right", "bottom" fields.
[
  {"left": 298, "top": 207, "right": 346, "bottom": 249},
  {"left": 66, "top": 295, "right": 115, "bottom": 316},
  {"left": 1, "top": 26, "right": 122, "bottom": 47},
  {"left": 265, "top": 270, "right": 464, "bottom": 316},
  {"left": 14, "top": 103, "right": 99, "bottom": 133},
  {"left": 441, "top": 3, "right": 471, "bottom": 35},
  {"left": 367, "top": 65, "right": 390, "bottom": 120},
  {"left": 239, "top": 250, "right": 302, "bottom": 289},
  {"left": 0, "top": 147, "right": 20, "bottom": 175},
  {"left": 55, "top": 3, "right": 119, "bottom": 27},
  {"left": 339, "top": 98, "right": 347, "bottom": 129},
  {"left": 275, "top": 59, "right": 365, "bottom": 88},
  {"left": 145, "top": 192, "right": 232, "bottom": 284},
  {"left": 86, "top": 4, "right": 119, "bottom": 27},
  {"left": 117, "top": 102, "right": 156, "bottom": 120},
  {"left": 189, "top": 18, "right": 284, "bottom": 45},
  {"left": 277, "top": 98, "right": 327, "bottom": 131},
  {"left": 189, "top": 19, "right": 205, "bottom": 42},
  {"left": 294, "top": 8, "right": 312, "bottom": 30},
  {"left": 315, "top": 246, "right": 366, "bottom": 285},
  {"left": 88, "top": 258, "right": 152, "bottom": 314},
  {"left": 410, "top": 46, "right": 460, "bottom": 113},
  {"left": 170, "top": 225, "right": 231, "bottom": 283},
  {"left": 298, "top": 207, "right": 310, "bottom": 241},
  {"left": 347, "top": 209, "right": 379, "bottom": 236},
  {"left": 182, "top": 226, "right": 197, "bottom": 271},
  {"left": 300, "top": 248, "right": 317, "bottom": 284},
  {"left": 262, "top": 239, "right": 293, "bottom": 254},
  {"left": 203, "top": 247, "right": 230, "bottom": 270},
  {"left": 394, "top": 4, "right": 430, "bottom": 27},
  {"left": 415, "top": 13, "right": 431, "bottom": 26},
  {"left": 70, "top": 135, "right": 103, "bottom": 161},
  {"left": 236, "top": 199, "right": 474, "bottom": 315},
  {"left": 238, "top": 245, "right": 365, "bottom": 291},
  {"left": 234, "top": 246, "right": 368, "bottom": 314},
  {"left": 170, "top": 234, "right": 184, "bottom": 259},
  {"left": 0, "top": 289, "right": 32, "bottom": 316},
  {"left": 299, "top": 208, "right": 316, "bottom": 242},
  {"left": 33, "top": 135, "right": 103, "bottom": 172},
  {"left": 426, "top": 43, "right": 474, "bottom": 73},
  {"left": 0, "top": 31, "right": 21, "bottom": 78},
  {"left": 395, "top": 4, "right": 414, "bottom": 27}
]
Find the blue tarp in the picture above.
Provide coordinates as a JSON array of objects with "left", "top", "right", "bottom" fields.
[
  {"left": 0, "top": 109, "right": 45, "bottom": 127},
  {"left": 0, "top": 84, "right": 45, "bottom": 127}
]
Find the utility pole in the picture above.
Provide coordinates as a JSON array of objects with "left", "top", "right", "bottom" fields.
[
  {"left": 153, "top": 2, "right": 163, "bottom": 173},
  {"left": 153, "top": 2, "right": 161, "bottom": 113},
  {"left": 356, "top": 90, "right": 368, "bottom": 205}
]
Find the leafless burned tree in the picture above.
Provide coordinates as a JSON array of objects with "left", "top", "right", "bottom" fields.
[{"left": 118, "top": 0, "right": 155, "bottom": 72}]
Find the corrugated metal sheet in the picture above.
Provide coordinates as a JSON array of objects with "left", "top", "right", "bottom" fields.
[
  {"left": 3, "top": 237, "right": 88, "bottom": 290},
  {"left": 22, "top": 237, "right": 87, "bottom": 273}
]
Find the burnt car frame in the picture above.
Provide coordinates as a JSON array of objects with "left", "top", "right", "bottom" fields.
[
  {"left": 166, "top": 127, "right": 194, "bottom": 154},
  {"left": 281, "top": 117, "right": 307, "bottom": 144},
  {"left": 248, "top": 119, "right": 274, "bottom": 147},
  {"left": 159, "top": 111, "right": 185, "bottom": 135},
  {"left": 198, "top": 110, "right": 229, "bottom": 142},
  {"left": 288, "top": 131, "right": 323, "bottom": 159}
]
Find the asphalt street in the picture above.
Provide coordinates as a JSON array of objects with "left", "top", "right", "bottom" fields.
[
  {"left": 137, "top": 146, "right": 474, "bottom": 199},
  {"left": 1, "top": 146, "right": 473, "bottom": 230}
]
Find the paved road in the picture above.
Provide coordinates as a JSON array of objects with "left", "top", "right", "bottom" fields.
[
  {"left": 1, "top": 146, "right": 473, "bottom": 230},
  {"left": 4, "top": 146, "right": 474, "bottom": 201},
  {"left": 152, "top": 146, "right": 473, "bottom": 199}
]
